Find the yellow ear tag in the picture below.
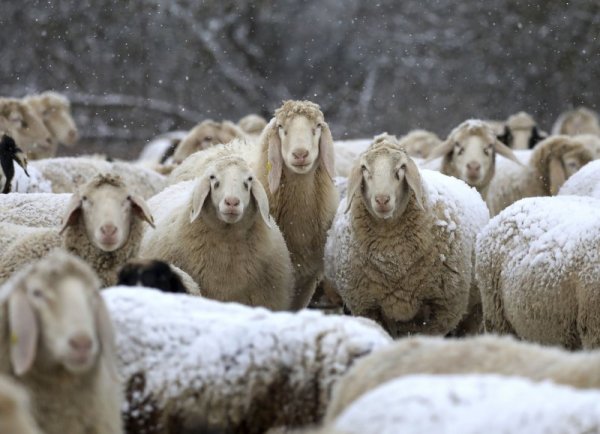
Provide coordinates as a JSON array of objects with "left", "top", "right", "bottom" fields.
[
  {"left": 266, "top": 161, "right": 272, "bottom": 173},
  {"left": 10, "top": 333, "right": 18, "bottom": 345}
]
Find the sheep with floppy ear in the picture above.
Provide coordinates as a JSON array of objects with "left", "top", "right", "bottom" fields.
[
  {"left": 0, "top": 249, "right": 123, "bottom": 434},
  {"left": 486, "top": 135, "right": 594, "bottom": 216},
  {"left": 255, "top": 100, "right": 339, "bottom": 309},
  {"left": 426, "top": 119, "right": 521, "bottom": 200},
  {"left": 324, "top": 138, "right": 488, "bottom": 337},
  {"left": 141, "top": 153, "right": 294, "bottom": 311}
]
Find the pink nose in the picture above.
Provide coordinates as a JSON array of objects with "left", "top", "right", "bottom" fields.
[
  {"left": 69, "top": 334, "right": 92, "bottom": 353},
  {"left": 292, "top": 149, "right": 309, "bottom": 160},
  {"left": 467, "top": 162, "right": 481, "bottom": 173},
  {"left": 100, "top": 224, "right": 117, "bottom": 236},
  {"left": 224, "top": 197, "right": 240, "bottom": 207},
  {"left": 375, "top": 195, "right": 390, "bottom": 206}
]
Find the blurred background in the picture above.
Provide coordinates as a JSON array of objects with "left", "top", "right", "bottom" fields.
[{"left": 1, "top": 0, "right": 598, "bottom": 158}]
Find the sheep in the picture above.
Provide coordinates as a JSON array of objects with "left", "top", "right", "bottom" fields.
[
  {"left": 30, "top": 156, "right": 167, "bottom": 198},
  {"left": 558, "top": 159, "right": 600, "bottom": 198},
  {"left": 552, "top": 107, "right": 600, "bottom": 136},
  {"left": 256, "top": 100, "right": 339, "bottom": 309},
  {"left": 0, "top": 192, "right": 70, "bottom": 227},
  {"left": 573, "top": 133, "right": 600, "bottom": 159},
  {"left": 485, "top": 135, "right": 593, "bottom": 216},
  {"left": 325, "top": 334, "right": 600, "bottom": 419},
  {"left": 325, "top": 374, "right": 600, "bottom": 434},
  {"left": 0, "top": 173, "right": 155, "bottom": 287},
  {"left": 0, "top": 134, "right": 29, "bottom": 194},
  {"left": 426, "top": 119, "right": 521, "bottom": 199},
  {"left": 397, "top": 129, "right": 442, "bottom": 159},
  {"left": 102, "top": 286, "right": 391, "bottom": 433},
  {"left": 477, "top": 195, "right": 600, "bottom": 349},
  {"left": 23, "top": 91, "right": 78, "bottom": 155},
  {"left": 117, "top": 259, "right": 201, "bottom": 295},
  {"left": 0, "top": 375, "right": 43, "bottom": 434},
  {"left": 0, "top": 98, "right": 54, "bottom": 159},
  {"left": 497, "top": 111, "right": 547, "bottom": 150},
  {"left": 324, "top": 138, "right": 489, "bottom": 337},
  {"left": 238, "top": 113, "right": 268, "bottom": 139},
  {"left": 172, "top": 119, "right": 247, "bottom": 164},
  {"left": 0, "top": 249, "right": 123, "bottom": 434},
  {"left": 141, "top": 154, "right": 294, "bottom": 311}
]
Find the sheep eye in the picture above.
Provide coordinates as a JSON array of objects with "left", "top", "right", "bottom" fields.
[
  {"left": 82, "top": 195, "right": 88, "bottom": 201},
  {"left": 214, "top": 181, "right": 220, "bottom": 189},
  {"left": 317, "top": 123, "right": 323, "bottom": 128},
  {"left": 204, "top": 136, "right": 213, "bottom": 141},
  {"left": 209, "top": 175, "right": 216, "bottom": 180},
  {"left": 21, "top": 121, "right": 28, "bottom": 129},
  {"left": 361, "top": 164, "right": 367, "bottom": 171},
  {"left": 31, "top": 289, "right": 44, "bottom": 299},
  {"left": 277, "top": 124, "right": 283, "bottom": 129},
  {"left": 248, "top": 176, "right": 253, "bottom": 182}
]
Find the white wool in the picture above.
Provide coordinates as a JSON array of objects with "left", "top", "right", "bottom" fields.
[
  {"left": 138, "top": 131, "right": 187, "bottom": 163},
  {"left": 143, "top": 180, "right": 194, "bottom": 228},
  {"left": 332, "top": 375, "right": 600, "bottom": 434},
  {"left": 11, "top": 165, "right": 52, "bottom": 193},
  {"left": 102, "top": 287, "right": 391, "bottom": 430},
  {"left": 0, "top": 192, "right": 69, "bottom": 227},
  {"left": 559, "top": 159, "right": 600, "bottom": 199}
]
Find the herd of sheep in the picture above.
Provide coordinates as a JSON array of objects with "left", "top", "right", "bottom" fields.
[{"left": 1, "top": 92, "right": 600, "bottom": 433}]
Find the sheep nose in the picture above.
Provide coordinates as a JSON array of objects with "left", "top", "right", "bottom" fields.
[
  {"left": 292, "top": 149, "right": 309, "bottom": 160},
  {"left": 224, "top": 197, "right": 240, "bottom": 207},
  {"left": 375, "top": 195, "right": 391, "bottom": 206},
  {"left": 69, "top": 334, "right": 92, "bottom": 352},
  {"left": 467, "top": 162, "right": 481, "bottom": 172},
  {"left": 100, "top": 224, "right": 117, "bottom": 236}
]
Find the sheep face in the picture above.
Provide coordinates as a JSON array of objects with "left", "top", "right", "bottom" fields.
[
  {"left": 173, "top": 121, "right": 241, "bottom": 164},
  {"left": 0, "top": 99, "right": 54, "bottom": 154},
  {"left": 190, "top": 159, "right": 271, "bottom": 227},
  {"left": 60, "top": 176, "right": 155, "bottom": 252},
  {"left": 277, "top": 115, "right": 322, "bottom": 175},
  {"left": 346, "top": 143, "right": 425, "bottom": 220},
  {"left": 28, "top": 93, "right": 78, "bottom": 145},
  {"left": 1, "top": 251, "right": 115, "bottom": 377}
]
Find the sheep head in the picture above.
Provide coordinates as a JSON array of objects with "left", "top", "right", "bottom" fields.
[
  {"left": 173, "top": 120, "right": 244, "bottom": 164},
  {"left": 429, "top": 119, "right": 521, "bottom": 191},
  {"left": 25, "top": 92, "right": 78, "bottom": 146},
  {"left": 189, "top": 157, "right": 271, "bottom": 227},
  {"left": 398, "top": 129, "right": 442, "bottom": 159},
  {"left": 59, "top": 173, "right": 155, "bottom": 251},
  {"left": 0, "top": 250, "right": 116, "bottom": 377},
  {"left": 499, "top": 112, "right": 545, "bottom": 150},
  {"left": 0, "top": 98, "right": 54, "bottom": 156},
  {"left": 265, "top": 100, "right": 335, "bottom": 192},
  {"left": 558, "top": 107, "right": 600, "bottom": 136},
  {"left": 346, "top": 139, "right": 425, "bottom": 220}
]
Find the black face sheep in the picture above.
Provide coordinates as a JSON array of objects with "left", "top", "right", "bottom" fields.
[
  {"left": 0, "top": 249, "right": 123, "bottom": 434},
  {"left": 497, "top": 111, "right": 546, "bottom": 150},
  {"left": 0, "top": 134, "right": 29, "bottom": 194},
  {"left": 117, "top": 259, "right": 201, "bottom": 295}
]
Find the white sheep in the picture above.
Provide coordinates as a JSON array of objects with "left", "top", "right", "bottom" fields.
[
  {"left": 0, "top": 97, "right": 55, "bottom": 159},
  {"left": 552, "top": 107, "right": 600, "bottom": 136},
  {"left": 0, "top": 192, "right": 70, "bottom": 227},
  {"left": 485, "top": 135, "right": 593, "bottom": 215},
  {"left": 0, "top": 173, "right": 155, "bottom": 287},
  {"left": 117, "top": 259, "right": 201, "bottom": 296},
  {"left": 397, "top": 129, "right": 442, "bottom": 158},
  {"left": 256, "top": 100, "right": 339, "bottom": 309},
  {"left": 26, "top": 157, "right": 166, "bottom": 198},
  {"left": 0, "top": 134, "right": 29, "bottom": 194},
  {"left": 238, "top": 113, "right": 268, "bottom": 139},
  {"left": 325, "top": 334, "right": 600, "bottom": 419},
  {"left": 426, "top": 119, "right": 521, "bottom": 199},
  {"left": 141, "top": 154, "right": 294, "bottom": 311},
  {"left": 477, "top": 195, "right": 600, "bottom": 349},
  {"left": 325, "top": 375, "right": 600, "bottom": 434},
  {"left": 497, "top": 111, "right": 547, "bottom": 150},
  {"left": 0, "top": 375, "right": 43, "bottom": 434},
  {"left": 0, "top": 249, "right": 123, "bottom": 434},
  {"left": 23, "top": 91, "right": 78, "bottom": 155},
  {"left": 558, "top": 159, "right": 600, "bottom": 198},
  {"left": 103, "top": 286, "right": 391, "bottom": 433},
  {"left": 324, "top": 139, "right": 489, "bottom": 337}
]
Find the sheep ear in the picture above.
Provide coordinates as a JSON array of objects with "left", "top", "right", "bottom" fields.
[
  {"left": 426, "top": 139, "right": 455, "bottom": 162},
  {"left": 266, "top": 119, "right": 283, "bottom": 193},
  {"left": 95, "top": 294, "right": 120, "bottom": 381},
  {"left": 549, "top": 157, "right": 566, "bottom": 195},
  {"left": 319, "top": 122, "right": 335, "bottom": 180},
  {"left": 190, "top": 177, "right": 211, "bottom": 222},
  {"left": 344, "top": 163, "right": 363, "bottom": 213},
  {"left": 59, "top": 193, "right": 82, "bottom": 234},
  {"left": 404, "top": 159, "right": 425, "bottom": 211},
  {"left": 493, "top": 139, "right": 523, "bottom": 166},
  {"left": 251, "top": 178, "right": 272, "bottom": 228},
  {"left": 8, "top": 290, "right": 38, "bottom": 376},
  {"left": 129, "top": 195, "right": 155, "bottom": 228}
]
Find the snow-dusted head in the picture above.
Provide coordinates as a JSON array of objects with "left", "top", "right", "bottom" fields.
[
  {"left": 0, "top": 98, "right": 54, "bottom": 155},
  {"left": 189, "top": 157, "right": 271, "bottom": 227},
  {"left": 59, "top": 174, "right": 155, "bottom": 251},
  {"left": 532, "top": 135, "right": 594, "bottom": 195},
  {"left": 346, "top": 139, "right": 425, "bottom": 220},
  {"left": 0, "top": 250, "right": 116, "bottom": 376},
  {"left": 264, "top": 100, "right": 335, "bottom": 192},
  {"left": 554, "top": 107, "right": 600, "bottom": 136},
  {"left": 25, "top": 91, "right": 78, "bottom": 146},
  {"left": 238, "top": 113, "right": 267, "bottom": 136},
  {"left": 173, "top": 120, "right": 245, "bottom": 164},
  {"left": 498, "top": 111, "right": 545, "bottom": 150},
  {"left": 429, "top": 119, "right": 521, "bottom": 191}
]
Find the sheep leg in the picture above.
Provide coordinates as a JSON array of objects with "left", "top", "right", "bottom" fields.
[{"left": 480, "top": 268, "right": 516, "bottom": 335}]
